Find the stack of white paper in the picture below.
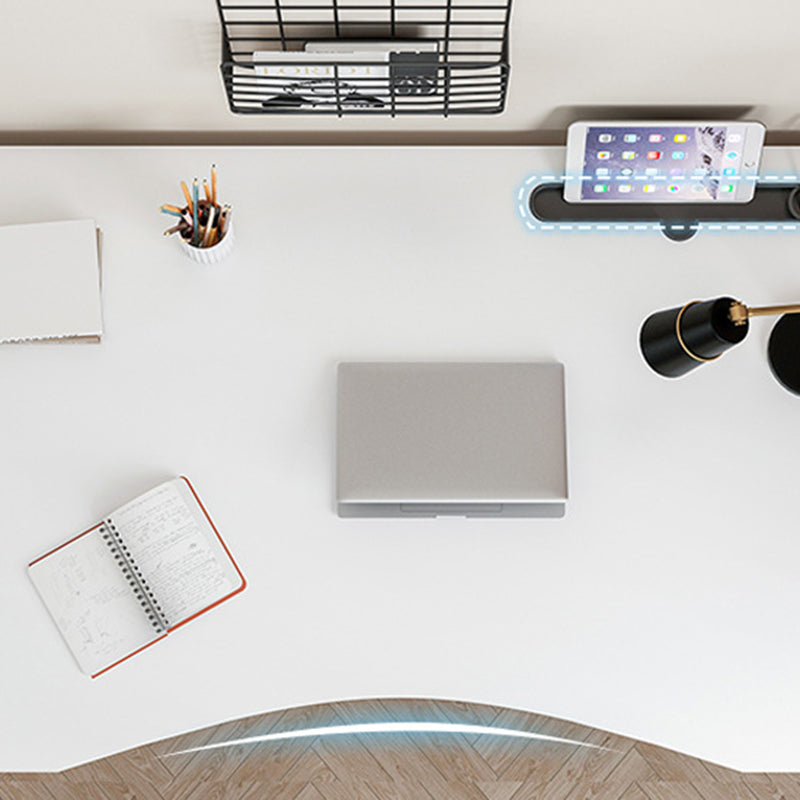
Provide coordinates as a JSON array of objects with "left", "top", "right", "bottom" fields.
[{"left": 0, "top": 219, "right": 103, "bottom": 343}]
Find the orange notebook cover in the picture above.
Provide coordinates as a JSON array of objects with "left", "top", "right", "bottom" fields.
[{"left": 28, "top": 476, "right": 246, "bottom": 677}]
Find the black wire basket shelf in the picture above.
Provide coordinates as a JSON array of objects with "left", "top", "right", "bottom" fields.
[{"left": 216, "top": 0, "right": 513, "bottom": 116}]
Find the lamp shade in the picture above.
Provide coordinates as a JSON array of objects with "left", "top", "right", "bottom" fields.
[
  {"left": 768, "top": 314, "right": 800, "bottom": 394},
  {"left": 640, "top": 297, "right": 749, "bottom": 378}
]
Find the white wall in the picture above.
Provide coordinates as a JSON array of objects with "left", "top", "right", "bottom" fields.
[{"left": 2, "top": 0, "right": 799, "bottom": 141}]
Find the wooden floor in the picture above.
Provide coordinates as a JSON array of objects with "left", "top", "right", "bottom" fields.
[{"left": 2, "top": 698, "right": 800, "bottom": 800}]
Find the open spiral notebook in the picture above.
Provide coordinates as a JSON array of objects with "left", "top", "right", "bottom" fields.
[{"left": 28, "top": 477, "right": 246, "bottom": 677}]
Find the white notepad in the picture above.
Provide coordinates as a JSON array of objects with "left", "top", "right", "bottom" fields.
[{"left": 0, "top": 219, "right": 103, "bottom": 343}]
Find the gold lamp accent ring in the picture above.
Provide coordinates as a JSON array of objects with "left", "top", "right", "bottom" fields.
[{"left": 674, "top": 302, "right": 722, "bottom": 363}]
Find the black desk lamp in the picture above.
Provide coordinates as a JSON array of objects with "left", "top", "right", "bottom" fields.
[{"left": 640, "top": 297, "right": 800, "bottom": 393}]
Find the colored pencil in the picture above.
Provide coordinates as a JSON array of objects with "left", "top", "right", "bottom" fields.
[
  {"left": 203, "top": 179, "right": 212, "bottom": 203},
  {"left": 181, "top": 181, "right": 194, "bottom": 214},
  {"left": 219, "top": 205, "right": 232, "bottom": 236},
  {"left": 202, "top": 205, "right": 216, "bottom": 247},
  {"left": 211, "top": 164, "right": 218, "bottom": 205},
  {"left": 163, "top": 222, "right": 189, "bottom": 236},
  {"left": 192, "top": 179, "right": 199, "bottom": 246}
]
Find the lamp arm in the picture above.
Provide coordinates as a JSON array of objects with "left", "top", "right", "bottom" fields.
[
  {"left": 729, "top": 301, "right": 800, "bottom": 325},
  {"left": 748, "top": 303, "right": 800, "bottom": 318}
]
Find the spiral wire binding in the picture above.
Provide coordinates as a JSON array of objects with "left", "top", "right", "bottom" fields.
[{"left": 101, "top": 520, "right": 169, "bottom": 631}]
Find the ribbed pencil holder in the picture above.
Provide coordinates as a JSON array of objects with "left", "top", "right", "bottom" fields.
[{"left": 179, "top": 222, "right": 235, "bottom": 264}]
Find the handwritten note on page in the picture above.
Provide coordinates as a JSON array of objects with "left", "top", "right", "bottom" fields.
[
  {"left": 110, "top": 479, "right": 240, "bottom": 626},
  {"left": 28, "top": 528, "right": 158, "bottom": 675}
]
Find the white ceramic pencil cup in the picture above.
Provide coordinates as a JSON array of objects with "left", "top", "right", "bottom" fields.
[{"left": 179, "top": 222, "right": 235, "bottom": 264}]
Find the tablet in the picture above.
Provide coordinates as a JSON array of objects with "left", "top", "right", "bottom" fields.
[{"left": 564, "top": 121, "right": 765, "bottom": 203}]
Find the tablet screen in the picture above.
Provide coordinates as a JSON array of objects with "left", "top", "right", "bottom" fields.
[{"left": 570, "top": 123, "right": 762, "bottom": 202}]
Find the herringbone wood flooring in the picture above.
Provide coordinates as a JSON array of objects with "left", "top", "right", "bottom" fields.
[{"left": 2, "top": 699, "right": 800, "bottom": 800}]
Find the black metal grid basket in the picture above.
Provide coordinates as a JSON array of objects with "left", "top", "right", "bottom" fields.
[{"left": 216, "top": 0, "right": 513, "bottom": 116}]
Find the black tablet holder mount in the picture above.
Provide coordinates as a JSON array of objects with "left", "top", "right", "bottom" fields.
[{"left": 528, "top": 183, "right": 800, "bottom": 241}]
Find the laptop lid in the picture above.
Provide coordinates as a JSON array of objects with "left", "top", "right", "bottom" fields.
[{"left": 337, "top": 362, "right": 568, "bottom": 518}]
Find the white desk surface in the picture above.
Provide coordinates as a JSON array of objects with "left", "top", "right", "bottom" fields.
[{"left": 1, "top": 146, "right": 800, "bottom": 773}]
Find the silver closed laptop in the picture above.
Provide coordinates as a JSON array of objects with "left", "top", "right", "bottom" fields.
[{"left": 337, "top": 362, "right": 568, "bottom": 518}]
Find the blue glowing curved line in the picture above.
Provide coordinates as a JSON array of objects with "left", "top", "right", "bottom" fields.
[{"left": 166, "top": 721, "right": 611, "bottom": 757}]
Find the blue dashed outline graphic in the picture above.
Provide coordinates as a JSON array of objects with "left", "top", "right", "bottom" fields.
[{"left": 517, "top": 175, "right": 800, "bottom": 233}]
